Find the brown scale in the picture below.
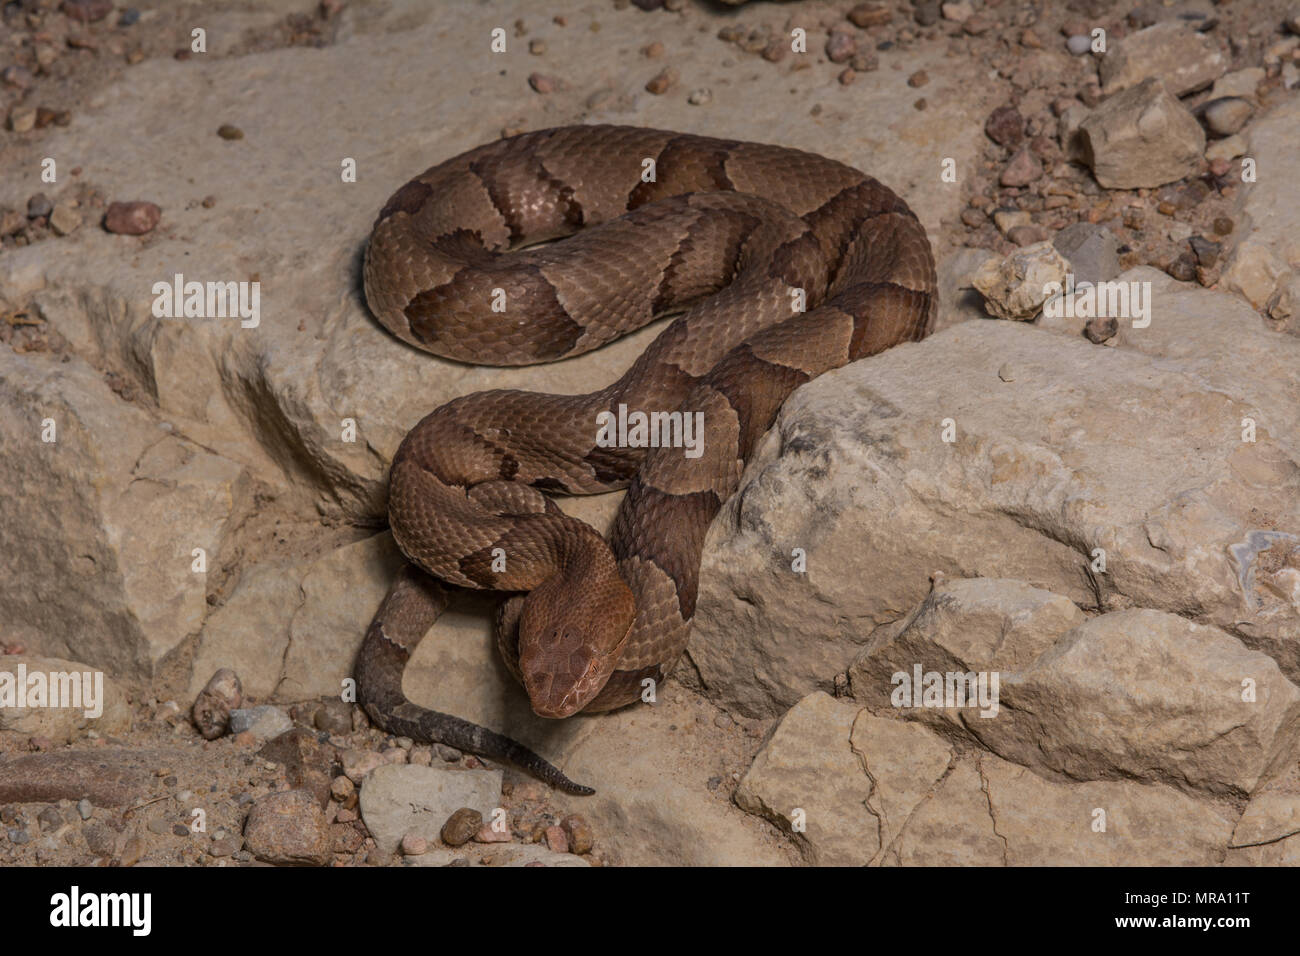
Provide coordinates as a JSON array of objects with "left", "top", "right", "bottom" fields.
[{"left": 357, "top": 126, "right": 937, "bottom": 794}]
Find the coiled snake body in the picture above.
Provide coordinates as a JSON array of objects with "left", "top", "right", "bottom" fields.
[{"left": 355, "top": 126, "right": 936, "bottom": 794}]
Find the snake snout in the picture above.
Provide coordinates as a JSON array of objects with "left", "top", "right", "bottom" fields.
[{"left": 521, "top": 631, "right": 612, "bottom": 719}]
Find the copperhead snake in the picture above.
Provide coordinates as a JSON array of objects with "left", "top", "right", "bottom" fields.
[{"left": 354, "top": 125, "right": 936, "bottom": 794}]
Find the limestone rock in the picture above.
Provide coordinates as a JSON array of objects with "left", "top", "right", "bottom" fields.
[
  {"left": 734, "top": 692, "right": 952, "bottom": 866},
  {"left": 1098, "top": 22, "right": 1227, "bottom": 97},
  {"left": 243, "top": 789, "right": 332, "bottom": 866},
  {"left": 970, "top": 241, "right": 1070, "bottom": 320},
  {"left": 359, "top": 764, "right": 502, "bottom": 854},
  {"left": 1077, "top": 79, "right": 1205, "bottom": 189},
  {"left": 0, "top": 654, "right": 131, "bottom": 742},
  {"left": 1221, "top": 96, "right": 1300, "bottom": 309},
  {"left": 692, "top": 279, "right": 1300, "bottom": 718}
]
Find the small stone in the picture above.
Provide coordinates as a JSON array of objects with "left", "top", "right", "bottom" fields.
[
  {"left": 644, "top": 41, "right": 664, "bottom": 58},
  {"left": 1084, "top": 315, "right": 1119, "bottom": 343},
  {"left": 838, "top": 68, "right": 856, "bottom": 86},
  {"left": 103, "top": 200, "right": 161, "bottom": 236},
  {"left": 1188, "top": 235, "right": 1221, "bottom": 268},
  {"left": 440, "top": 807, "right": 483, "bottom": 847},
  {"left": 1, "top": 66, "right": 34, "bottom": 91},
  {"left": 544, "top": 824, "right": 569, "bottom": 853},
  {"left": 714, "top": 713, "right": 733, "bottom": 729},
  {"left": 37, "top": 806, "right": 62, "bottom": 830},
  {"left": 1007, "top": 224, "right": 1049, "bottom": 246},
  {"left": 1066, "top": 34, "right": 1092, "bottom": 56},
  {"left": 62, "top": 0, "right": 112, "bottom": 23},
  {"left": 76, "top": 799, "right": 92, "bottom": 820},
  {"left": 26, "top": 194, "right": 53, "bottom": 219},
  {"left": 118, "top": 8, "right": 141, "bottom": 27},
  {"left": 1201, "top": 97, "right": 1252, "bottom": 136},
  {"left": 49, "top": 204, "right": 81, "bottom": 236},
  {"left": 1212, "top": 217, "right": 1234, "bottom": 236},
  {"left": 528, "top": 39, "right": 546, "bottom": 55},
  {"left": 941, "top": 0, "right": 973, "bottom": 22},
  {"left": 825, "top": 32, "right": 857, "bottom": 64},
  {"left": 216, "top": 124, "right": 244, "bottom": 140},
  {"left": 960, "top": 208, "right": 985, "bottom": 228},
  {"left": 1205, "top": 134, "right": 1247, "bottom": 164},
  {"left": 475, "top": 823, "right": 512, "bottom": 843},
  {"left": 228, "top": 705, "right": 292, "bottom": 741},
  {"left": 1000, "top": 148, "right": 1043, "bottom": 187},
  {"left": 313, "top": 699, "right": 352, "bottom": 735},
  {"left": 847, "top": 3, "right": 891, "bottom": 28},
  {"left": 243, "top": 789, "right": 331, "bottom": 866},
  {"left": 560, "top": 814, "right": 594, "bottom": 854},
  {"left": 687, "top": 88, "right": 712, "bottom": 106},
  {"left": 962, "top": 14, "right": 991, "bottom": 35},
  {"left": 985, "top": 105, "right": 1024, "bottom": 146},
  {"left": 645, "top": 68, "right": 676, "bottom": 95},
  {"left": 208, "top": 834, "right": 239, "bottom": 857},
  {"left": 171, "top": 823, "right": 190, "bottom": 837},
  {"left": 330, "top": 775, "right": 354, "bottom": 801},
  {"left": 400, "top": 832, "right": 428, "bottom": 856},
  {"left": 1020, "top": 29, "right": 1042, "bottom": 49},
  {"left": 1167, "top": 252, "right": 1198, "bottom": 282},
  {"left": 907, "top": 70, "right": 928, "bottom": 88},
  {"left": 8, "top": 107, "right": 36, "bottom": 132},
  {"left": 146, "top": 818, "right": 169, "bottom": 835}
]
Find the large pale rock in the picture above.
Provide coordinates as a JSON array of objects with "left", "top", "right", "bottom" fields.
[
  {"left": 734, "top": 692, "right": 952, "bottom": 866},
  {"left": 358, "top": 763, "right": 503, "bottom": 855},
  {"left": 692, "top": 277, "right": 1300, "bottom": 718},
  {"left": 0, "top": 353, "right": 251, "bottom": 679},
  {"left": 886, "top": 755, "right": 1237, "bottom": 866},
  {"left": 187, "top": 532, "right": 406, "bottom": 702},
  {"left": 964, "top": 610, "right": 1300, "bottom": 798},
  {"left": 1098, "top": 22, "right": 1227, "bottom": 97},
  {"left": 0, "top": 654, "right": 132, "bottom": 742},
  {"left": 1078, "top": 79, "right": 1205, "bottom": 188},
  {"left": 1221, "top": 96, "right": 1300, "bottom": 310},
  {"left": 849, "top": 576, "right": 1085, "bottom": 712}
]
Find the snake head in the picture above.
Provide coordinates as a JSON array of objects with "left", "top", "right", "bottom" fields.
[{"left": 516, "top": 561, "right": 635, "bottom": 719}]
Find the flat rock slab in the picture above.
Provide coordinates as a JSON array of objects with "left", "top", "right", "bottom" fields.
[
  {"left": 0, "top": 749, "right": 161, "bottom": 807},
  {"left": 359, "top": 763, "right": 502, "bottom": 855}
]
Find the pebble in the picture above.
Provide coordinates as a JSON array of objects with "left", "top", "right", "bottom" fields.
[
  {"left": 1084, "top": 315, "right": 1119, "bottom": 344},
  {"left": 330, "top": 775, "right": 354, "bottom": 801},
  {"left": 1006, "top": 224, "right": 1048, "bottom": 246},
  {"left": 37, "top": 806, "right": 62, "bottom": 830},
  {"left": 8, "top": 107, "right": 36, "bottom": 133},
  {"left": 644, "top": 41, "right": 664, "bottom": 58},
  {"left": 1020, "top": 29, "right": 1042, "bottom": 49},
  {"left": 147, "top": 818, "right": 170, "bottom": 835},
  {"left": 999, "top": 148, "right": 1043, "bottom": 187},
  {"left": 847, "top": 2, "right": 891, "bottom": 28},
  {"left": 1, "top": 208, "right": 26, "bottom": 236},
  {"left": 985, "top": 105, "right": 1024, "bottom": 146},
  {"left": 687, "top": 87, "right": 712, "bottom": 106},
  {"left": 1206, "top": 134, "right": 1247, "bottom": 163},
  {"left": 62, "top": 0, "right": 113, "bottom": 23},
  {"left": 208, "top": 835, "right": 240, "bottom": 857},
  {"left": 313, "top": 698, "right": 352, "bottom": 735},
  {"left": 216, "top": 124, "right": 244, "bottom": 140},
  {"left": 544, "top": 825, "right": 569, "bottom": 854},
  {"left": 243, "top": 789, "right": 332, "bottom": 866},
  {"left": 440, "top": 807, "right": 483, "bottom": 847},
  {"left": 713, "top": 713, "right": 733, "bottom": 729},
  {"left": 528, "top": 39, "right": 546, "bottom": 55},
  {"left": 117, "top": 8, "right": 141, "bottom": 27},
  {"left": 1066, "top": 35, "right": 1092, "bottom": 56},
  {"left": 1167, "top": 253, "right": 1198, "bottom": 282},
  {"left": 914, "top": 0, "right": 941, "bottom": 26},
  {"left": 960, "top": 208, "right": 986, "bottom": 228},
  {"left": 838, "top": 68, "right": 857, "bottom": 86},
  {"left": 941, "top": 0, "right": 973, "bottom": 21},
  {"left": 1, "top": 66, "right": 34, "bottom": 91},
  {"left": 1212, "top": 216, "right": 1234, "bottom": 236},
  {"left": 560, "top": 814, "right": 594, "bottom": 854},
  {"left": 49, "top": 204, "right": 81, "bottom": 236},
  {"left": 228, "top": 705, "right": 292, "bottom": 740},
  {"left": 907, "top": 70, "right": 928, "bottom": 88},
  {"left": 825, "top": 32, "right": 857, "bottom": 64},
  {"left": 76, "top": 799, "right": 92, "bottom": 820},
  {"left": 475, "top": 823, "right": 512, "bottom": 843},
  {"left": 1189, "top": 235, "right": 1221, "bottom": 268},
  {"left": 1202, "top": 97, "right": 1252, "bottom": 136},
  {"left": 400, "top": 832, "right": 428, "bottom": 856},
  {"left": 645, "top": 68, "right": 676, "bottom": 94},
  {"left": 27, "top": 193, "right": 53, "bottom": 219}
]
